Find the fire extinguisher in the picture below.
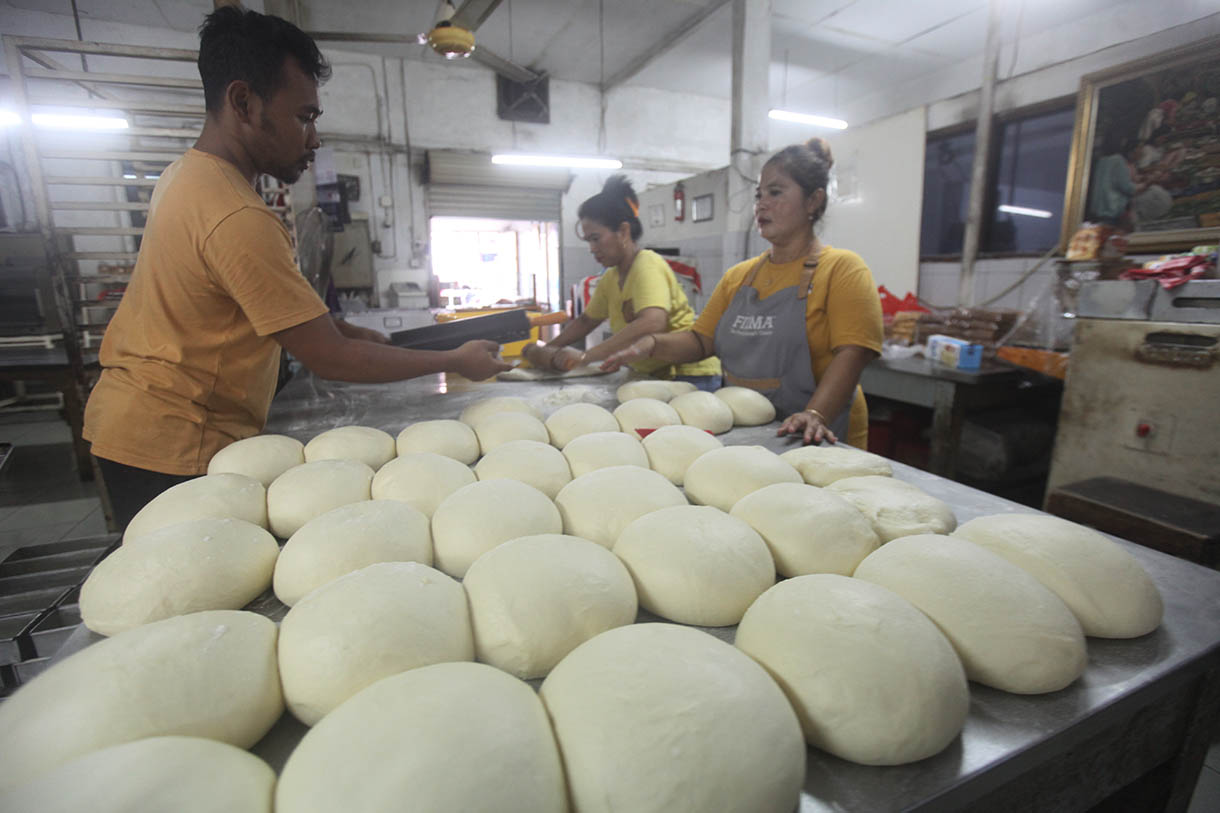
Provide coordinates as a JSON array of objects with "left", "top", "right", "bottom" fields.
[{"left": 673, "top": 181, "right": 686, "bottom": 222}]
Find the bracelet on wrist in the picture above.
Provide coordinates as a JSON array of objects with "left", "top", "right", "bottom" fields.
[{"left": 804, "top": 407, "right": 828, "bottom": 424}]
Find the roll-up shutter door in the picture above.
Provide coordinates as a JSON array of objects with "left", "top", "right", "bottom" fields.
[{"left": 425, "top": 150, "right": 569, "bottom": 222}]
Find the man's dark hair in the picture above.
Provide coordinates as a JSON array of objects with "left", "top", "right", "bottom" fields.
[{"left": 198, "top": 6, "right": 331, "bottom": 113}]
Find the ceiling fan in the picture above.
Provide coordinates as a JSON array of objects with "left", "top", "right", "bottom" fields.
[{"left": 307, "top": 0, "right": 540, "bottom": 84}]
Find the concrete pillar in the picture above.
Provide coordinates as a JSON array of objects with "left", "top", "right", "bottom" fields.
[{"left": 727, "top": 0, "right": 772, "bottom": 265}]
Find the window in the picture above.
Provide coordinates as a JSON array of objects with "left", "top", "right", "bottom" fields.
[{"left": 921, "top": 104, "right": 1075, "bottom": 257}]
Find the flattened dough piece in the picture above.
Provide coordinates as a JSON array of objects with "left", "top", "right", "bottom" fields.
[
  {"left": 562, "top": 430, "right": 649, "bottom": 477},
  {"left": 613, "top": 398, "right": 682, "bottom": 435},
  {"left": 683, "top": 445, "right": 802, "bottom": 512},
  {"left": 431, "top": 480, "right": 563, "bottom": 578},
  {"left": 555, "top": 465, "right": 688, "bottom": 549},
  {"left": 0, "top": 736, "right": 275, "bottom": 813},
  {"left": 826, "top": 475, "right": 956, "bottom": 542},
  {"left": 464, "top": 534, "right": 637, "bottom": 679},
  {"left": 273, "top": 499, "right": 432, "bottom": 606},
  {"left": 396, "top": 419, "right": 479, "bottom": 464},
  {"left": 540, "top": 624, "right": 805, "bottom": 813},
  {"left": 780, "top": 445, "right": 893, "bottom": 486},
  {"left": 304, "top": 425, "right": 396, "bottom": 471},
  {"left": 714, "top": 386, "right": 777, "bottom": 426},
  {"left": 544, "top": 402, "right": 620, "bottom": 449},
  {"left": 475, "top": 439, "right": 572, "bottom": 499},
  {"left": 277, "top": 662, "right": 567, "bottom": 813},
  {"left": 124, "top": 473, "right": 267, "bottom": 542},
  {"left": 614, "top": 505, "right": 774, "bottom": 626},
  {"left": 371, "top": 452, "right": 476, "bottom": 518},
  {"left": 267, "top": 460, "right": 374, "bottom": 539},
  {"left": 208, "top": 434, "right": 304, "bottom": 487},
  {"left": 616, "top": 380, "right": 676, "bottom": 403},
  {"left": 853, "top": 534, "right": 1087, "bottom": 694},
  {"left": 641, "top": 424, "right": 723, "bottom": 485},
  {"left": 731, "top": 482, "right": 879, "bottom": 576},
  {"left": 82, "top": 517, "right": 279, "bottom": 635},
  {"left": 952, "top": 513, "right": 1163, "bottom": 638},
  {"left": 0, "top": 610, "right": 282, "bottom": 788},
  {"left": 473, "top": 411, "right": 550, "bottom": 453},
  {"left": 459, "top": 396, "right": 543, "bottom": 427},
  {"left": 668, "top": 391, "right": 734, "bottom": 434},
  {"left": 278, "top": 562, "right": 473, "bottom": 725},
  {"left": 736, "top": 574, "right": 968, "bottom": 765}
]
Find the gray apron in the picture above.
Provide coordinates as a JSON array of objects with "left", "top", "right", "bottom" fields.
[{"left": 712, "top": 249, "right": 854, "bottom": 438}]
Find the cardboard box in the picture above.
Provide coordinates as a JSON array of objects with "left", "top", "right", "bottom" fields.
[{"left": 927, "top": 334, "right": 983, "bottom": 371}]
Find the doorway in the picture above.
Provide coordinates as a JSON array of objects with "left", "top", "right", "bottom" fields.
[{"left": 429, "top": 217, "right": 560, "bottom": 311}]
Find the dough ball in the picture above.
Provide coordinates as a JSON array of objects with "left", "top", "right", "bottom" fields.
[
  {"left": 668, "top": 390, "right": 734, "bottom": 434},
  {"left": 555, "top": 465, "right": 688, "bottom": 549},
  {"left": 267, "top": 459, "right": 374, "bottom": 539},
  {"left": 82, "top": 518, "right": 279, "bottom": 635},
  {"left": 464, "top": 534, "right": 637, "bottom": 679},
  {"left": 278, "top": 562, "right": 473, "bottom": 725},
  {"left": 664, "top": 380, "right": 697, "bottom": 397},
  {"left": 207, "top": 434, "right": 304, "bottom": 486},
  {"left": 730, "top": 483, "right": 879, "bottom": 576},
  {"left": 684, "top": 445, "right": 802, "bottom": 512},
  {"left": 277, "top": 662, "right": 567, "bottom": 813},
  {"left": 780, "top": 445, "right": 893, "bottom": 486},
  {"left": 825, "top": 475, "right": 956, "bottom": 541},
  {"left": 953, "top": 513, "right": 1163, "bottom": 638},
  {"left": 613, "top": 397, "right": 682, "bottom": 435},
  {"left": 853, "top": 534, "right": 1087, "bottom": 694},
  {"left": 124, "top": 473, "right": 267, "bottom": 542},
  {"left": 540, "top": 623, "right": 805, "bottom": 813},
  {"left": 396, "top": 419, "right": 479, "bottom": 464},
  {"left": 474, "top": 439, "right": 572, "bottom": 499},
  {"left": 371, "top": 452, "right": 476, "bottom": 518},
  {"left": 273, "top": 500, "right": 432, "bottom": 606},
  {"left": 616, "top": 380, "right": 675, "bottom": 403},
  {"left": 640, "top": 424, "right": 723, "bottom": 485},
  {"left": 713, "top": 386, "right": 777, "bottom": 426},
  {"left": 562, "top": 430, "right": 649, "bottom": 476},
  {"left": 735, "top": 574, "right": 968, "bottom": 765},
  {"left": 544, "top": 402, "right": 620, "bottom": 449},
  {"left": 0, "top": 736, "right": 275, "bottom": 813},
  {"left": 0, "top": 610, "right": 282, "bottom": 788},
  {"left": 304, "top": 426, "right": 396, "bottom": 471},
  {"left": 459, "top": 396, "right": 543, "bottom": 427},
  {"left": 614, "top": 505, "right": 774, "bottom": 626},
  {"left": 473, "top": 411, "right": 549, "bottom": 452},
  {"left": 432, "top": 480, "right": 563, "bottom": 578}
]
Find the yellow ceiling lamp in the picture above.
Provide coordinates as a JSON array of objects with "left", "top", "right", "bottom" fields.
[{"left": 426, "top": 20, "right": 476, "bottom": 59}]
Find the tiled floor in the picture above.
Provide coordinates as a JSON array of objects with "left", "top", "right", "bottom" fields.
[{"left": 1, "top": 413, "right": 1219, "bottom": 808}]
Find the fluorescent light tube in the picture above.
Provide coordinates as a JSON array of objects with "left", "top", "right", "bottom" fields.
[
  {"left": 997, "top": 204, "right": 1052, "bottom": 219},
  {"left": 0, "top": 110, "right": 20, "bottom": 127},
  {"left": 492, "top": 154, "right": 622, "bottom": 169},
  {"left": 0, "top": 110, "right": 130, "bottom": 130},
  {"left": 768, "top": 109, "right": 848, "bottom": 130}
]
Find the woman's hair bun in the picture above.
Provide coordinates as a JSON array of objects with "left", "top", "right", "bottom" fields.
[
  {"left": 601, "top": 173, "right": 637, "bottom": 204},
  {"left": 804, "top": 137, "right": 833, "bottom": 170}
]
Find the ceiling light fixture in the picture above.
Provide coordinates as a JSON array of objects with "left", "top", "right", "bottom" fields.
[
  {"left": 998, "top": 204, "right": 1052, "bottom": 219},
  {"left": 492, "top": 153, "right": 622, "bottom": 169},
  {"left": 768, "top": 109, "right": 848, "bottom": 130},
  {"left": 0, "top": 110, "right": 130, "bottom": 130}
]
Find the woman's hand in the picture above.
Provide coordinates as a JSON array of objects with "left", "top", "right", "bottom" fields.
[
  {"left": 600, "top": 334, "right": 657, "bottom": 372},
  {"left": 778, "top": 408, "right": 838, "bottom": 446},
  {"left": 552, "top": 347, "right": 587, "bottom": 371}
]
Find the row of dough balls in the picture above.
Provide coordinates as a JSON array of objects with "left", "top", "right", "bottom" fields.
[{"left": 0, "top": 507, "right": 1164, "bottom": 809}]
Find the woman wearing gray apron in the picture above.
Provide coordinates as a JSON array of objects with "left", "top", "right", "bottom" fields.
[{"left": 601, "top": 137, "right": 883, "bottom": 449}]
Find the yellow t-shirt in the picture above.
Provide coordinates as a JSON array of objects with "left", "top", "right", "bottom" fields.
[
  {"left": 84, "top": 149, "right": 329, "bottom": 475},
  {"left": 693, "top": 247, "right": 883, "bottom": 448},
  {"left": 584, "top": 249, "right": 720, "bottom": 378}
]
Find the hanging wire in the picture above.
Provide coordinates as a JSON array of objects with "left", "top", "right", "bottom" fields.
[
  {"left": 508, "top": 0, "right": 518, "bottom": 148},
  {"left": 597, "top": 0, "right": 607, "bottom": 155}
]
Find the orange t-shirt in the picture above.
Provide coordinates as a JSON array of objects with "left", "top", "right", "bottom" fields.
[
  {"left": 693, "top": 247, "right": 883, "bottom": 448},
  {"left": 83, "top": 149, "right": 329, "bottom": 475}
]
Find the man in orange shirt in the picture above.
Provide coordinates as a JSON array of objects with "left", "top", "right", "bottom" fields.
[{"left": 83, "top": 7, "right": 509, "bottom": 527}]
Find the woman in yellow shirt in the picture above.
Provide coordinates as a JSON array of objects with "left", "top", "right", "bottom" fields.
[
  {"left": 603, "top": 139, "right": 883, "bottom": 448},
  {"left": 525, "top": 175, "right": 721, "bottom": 389}
]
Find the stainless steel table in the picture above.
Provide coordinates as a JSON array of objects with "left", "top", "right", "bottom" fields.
[{"left": 54, "top": 370, "right": 1220, "bottom": 812}]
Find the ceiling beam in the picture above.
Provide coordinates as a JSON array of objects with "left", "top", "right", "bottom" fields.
[{"left": 601, "top": 0, "right": 732, "bottom": 92}]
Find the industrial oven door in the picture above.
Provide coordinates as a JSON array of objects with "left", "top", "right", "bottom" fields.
[{"left": 1045, "top": 318, "right": 1220, "bottom": 506}]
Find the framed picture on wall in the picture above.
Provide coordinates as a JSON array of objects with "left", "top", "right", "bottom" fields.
[{"left": 1061, "top": 37, "right": 1220, "bottom": 251}]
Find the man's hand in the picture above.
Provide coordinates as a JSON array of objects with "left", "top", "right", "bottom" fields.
[{"left": 450, "top": 340, "right": 513, "bottom": 381}]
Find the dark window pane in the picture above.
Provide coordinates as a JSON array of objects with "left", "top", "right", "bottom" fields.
[
  {"left": 921, "top": 131, "right": 975, "bottom": 256},
  {"left": 986, "top": 107, "right": 1075, "bottom": 253}
]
